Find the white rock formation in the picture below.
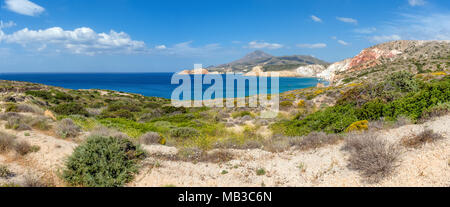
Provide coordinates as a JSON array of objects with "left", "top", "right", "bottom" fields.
[{"left": 296, "top": 64, "right": 326, "bottom": 77}]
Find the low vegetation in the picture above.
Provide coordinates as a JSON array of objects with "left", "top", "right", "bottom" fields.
[
  {"left": 343, "top": 133, "right": 400, "bottom": 183},
  {"left": 55, "top": 118, "right": 82, "bottom": 138},
  {"left": 401, "top": 129, "right": 444, "bottom": 148},
  {"left": 62, "top": 136, "right": 146, "bottom": 187},
  {"left": 272, "top": 73, "right": 450, "bottom": 136}
]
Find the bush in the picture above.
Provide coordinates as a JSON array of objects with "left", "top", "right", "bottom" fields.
[
  {"left": 25, "top": 90, "right": 53, "bottom": 100},
  {"left": 52, "top": 103, "right": 88, "bottom": 116},
  {"left": 106, "top": 102, "right": 142, "bottom": 113},
  {"left": 169, "top": 127, "right": 200, "bottom": 139},
  {"left": 401, "top": 129, "right": 444, "bottom": 148},
  {"left": 28, "top": 116, "right": 51, "bottom": 130},
  {"left": 162, "top": 106, "right": 187, "bottom": 114},
  {"left": 345, "top": 120, "right": 369, "bottom": 133},
  {"left": 420, "top": 102, "right": 450, "bottom": 121},
  {"left": 288, "top": 132, "right": 342, "bottom": 151},
  {"left": 0, "top": 165, "right": 13, "bottom": 178},
  {"left": 101, "top": 109, "right": 135, "bottom": 120},
  {"left": 5, "top": 116, "right": 31, "bottom": 131},
  {"left": 175, "top": 147, "right": 233, "bottom": 163},
  {"left": 88, "top": 126, "right": 130, "bottom": 140},
  {"left": 139, "top": 132, "right": 163, "bottom": 145},
  {"left": 56, "top": 118, "right": 82, "bottom": 138},
  {"left": 0, "top": 132, "right": 15, "bottom": 153},
  {"left": 256, "top": 168, "right": 266, "bottom": 176},
  {"left": 5, "top": 103, "right": 17, "bottom": 112},
  {"left": 385, "top": 71, "right": 419, "bottom": 93},
  {"left": 276, "top": 104, "right": 359, "bottom": 136},
  {"left": 343, "top": 133, "right": 400, "bottom": 183},
  {"left": 357, "top": 99, "right": 385, "bottom": 121},
  {"left": 14, "top": 141, "right": 33, "bottom": 156},
  {"left": 62, "top": 136, "right": 146, "bottom": 187},
  {"left": 16, "top": 104, "right": 44, "bottom": 114},
  {"left": 297, "top": 100, "right": 306, "bottom": 108},
  {"left": 280, "top": 101, "right": 293, "bottom": 108},
  {"left": 231, "top": 111, "right": 252, "bottom": 118}
]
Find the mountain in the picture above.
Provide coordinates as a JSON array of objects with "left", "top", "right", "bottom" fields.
[
  {"left": 207, "top": 50, "right": 329, "bottom": 73},
  {"left": 318, "top": 40, "right": 450, "bottom": 84}
]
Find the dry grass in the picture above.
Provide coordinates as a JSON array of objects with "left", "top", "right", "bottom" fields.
[
  {"left": 22, "top": 174, "right": 52, "bottom": 187},
  {"left": 139, "top": 132, "right": 161, "bottom": 145},
  {"left": 153, "top": 147, "right": 233, "bottom": 163},
  {"left": 55, "top": 118, "right": 81, "bottom": 138},
  {"left": 0, "top": 131, "right": 15, "bottom": 153},
  {"left": 16, "top": 103, "right": 44, "bottom": 114},
  {"left": 14, "top": 141, "right": 33, "bottom": 156},
  {"left": 89, "top": 126, "right": 130, "bottom": 139},
  {"left": 289, "top": 132, "right": 342, "bottom": 151},
  {"left": 401, "top": 129, "right": 445, "bottom": 148},
  {"left": 343, "top": 133, "right": 400, "bottom": 183}
]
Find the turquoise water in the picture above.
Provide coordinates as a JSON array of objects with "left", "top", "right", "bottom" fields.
[{"left": 0, "top": 73, "right": 324, "bottom": 99}]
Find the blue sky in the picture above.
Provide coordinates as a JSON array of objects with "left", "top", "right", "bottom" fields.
[{"left": 0, "top": 0, "right": 449, "bottom": 72}]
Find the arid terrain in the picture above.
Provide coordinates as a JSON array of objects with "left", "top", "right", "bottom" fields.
[{"left": 0, "top": 40, "right": 449, "bottom": 187}]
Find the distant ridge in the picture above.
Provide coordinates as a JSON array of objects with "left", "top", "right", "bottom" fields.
[{"left": 207, "top": 50, "right": 329, "bottom": 73}]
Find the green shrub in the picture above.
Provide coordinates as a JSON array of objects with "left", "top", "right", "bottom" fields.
[
  {"left": 106, "top": 102, "right": 142, "bottom": 113},
  {"left": 25, "top": 90, "right": 53, "bottom": 100},
  {"left": 5, "top": 103, "right": 17, "bottom": 112},
  {"left": 162, "top": 106, "right": 187, "bottom": 114},
  {"left": 256, "top": 168, "right": 266, "bottom": 176},
  {"left": 385, "top": 71, "right": 419, "bottom": 92},
  {"left": 62, "top": 136, "right": 146, "bottom": 187},
  {"left": 280, "top": 101, "right": 293, "bottom": 107},
  {"left": 170, "top": 127, "right": 200, "bottom": 139},
  {"left": 357, "top": 99, "right": 385, "bottom": 121},
  {"left": 231, "top": 111, "right": 252, "bottom": 118},
  {"left": 99, "top": 118, "right": 157, "bottom": 138},
  {"left": 275, "top": 104, "right": 359, "bottom": 136},
  {"left": 0, "top": 165, "right": 13, "bottom": 178},
  {"left": 101, "top": 109, "right": 135, "bottom": 120},
  {"left": 52, "top": 103, "right": 88, "bottom": 116}
]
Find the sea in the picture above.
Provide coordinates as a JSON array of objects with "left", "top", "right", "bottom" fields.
[{"left": 0, "top": 73, "right": 325, "bottom": 100}]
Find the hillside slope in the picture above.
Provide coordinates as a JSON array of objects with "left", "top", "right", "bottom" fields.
[{"left": 319, "top": 40, "right": 450, "bottom": 84}]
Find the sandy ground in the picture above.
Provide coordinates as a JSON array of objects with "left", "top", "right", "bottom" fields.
[
  {"left": 130, "top": 115, "right": 450, "bottom": 187},
  {"left": 1, "top": 115, "right": 449, "bottom": 187}
]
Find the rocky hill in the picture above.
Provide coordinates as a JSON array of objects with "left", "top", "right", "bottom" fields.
[
  {"left": 207, "top": 50, "right": 329, "bottom": 73},
  {"left": 319, "top": 40, "right": 450, "bottom": 84}
]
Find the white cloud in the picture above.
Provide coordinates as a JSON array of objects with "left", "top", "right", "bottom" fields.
[
  {"left": 156, "top": 41, "right": 222, "bottom": 56},
  {"left": 0, "top": 20, "right": 16, "bottom": 29},
  {"left": 155, "top": 45, "right": 166, "bottom": 49},
  {"left": 297, "top": 43, "right": 327, "bottom": 49},
  {"left": 331, "top": 36, "right": 337, "bottom": 40},
  {"left": 372, "top": 13, "right": 450, "bottom": 42},
  {"left": 5, "top": 0, "right": 45, "bottom": 16},
  {"left": 336, "top": 17, "right": 358, "bottom": 24},
  {"left": 369, "top": 35, "right": 402, "bottom": 43},
  {"left": 311, "top": 15, "right": 322, "bottom": 23},
  {"left": 0, "top": 27, "right": 146, "bottom": 55},
  {"left": 408, "top": 0, "right": 426, "bottom": 6},
  {"left": 354, "top": 27, "right": 377, "bottom": 34},
  {"left": 247, "top": 41, "right": 283, "bottom": 49},
  {"left": 337, "top": 40, "right": 349, "bottom": 46}
]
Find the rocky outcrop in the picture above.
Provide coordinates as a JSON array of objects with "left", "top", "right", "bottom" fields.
[
  {"left": 317, "top": 59, "right": 352, "bottom": 82},
  {"left": 244, "top": 66, "right": 325, "bottom": 77},
  {"left": 296, "top": 64, "right": 326, "bottom": 77},
  {"left": 178, "top": 69, "right": 210, "bottom": 75}
]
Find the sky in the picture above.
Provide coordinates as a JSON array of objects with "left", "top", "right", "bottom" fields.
[{"left": 0, "top": 0, "right": 449, "bottom": 73}]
